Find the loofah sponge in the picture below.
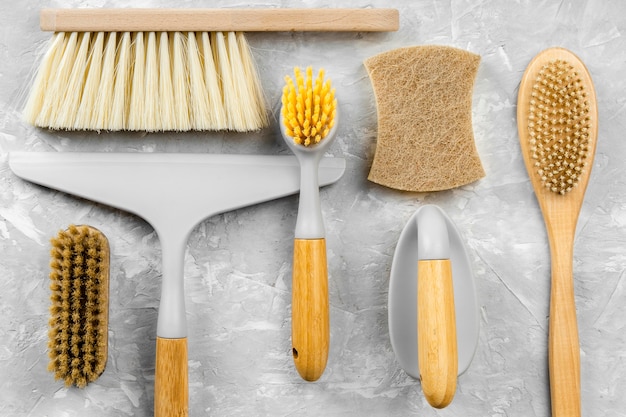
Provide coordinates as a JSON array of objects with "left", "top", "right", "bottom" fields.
[{"left": 364, "top": 45, "right": 485, "bottom": 192}]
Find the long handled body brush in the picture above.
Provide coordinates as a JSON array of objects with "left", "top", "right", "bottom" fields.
[
  {"left": 517, "top": 47, "right": 598, "bottom": 417},
  {"left": 23, "top": 8, "right": 398, "bottom": 132}
]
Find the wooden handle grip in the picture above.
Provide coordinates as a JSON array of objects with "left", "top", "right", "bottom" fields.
[
  {"left": 291, "top": 238, "right": 329, "bottom": 381},
  {"left": 549, "top": 249, "right": 581, "bottom": 417},
  {"left": 155, "top": 337, "right": 188, "bottom": 417},
  {"left": 40, "top": 8, "right": 399, "bottom": 32},
  {"left": 417, "top": 259, "right": 457, "bottom": 408}
]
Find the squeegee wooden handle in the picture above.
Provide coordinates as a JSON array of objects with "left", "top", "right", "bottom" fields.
[
  {"left": 155, "top": 337, "right": 188, "bottom": 417},
  {"left": 40, "top": 8, "right": 399, "bottom": 32},
  {"left": 291, "top": 238, "right": 329, "bottom": 382},
  {"left": 417, "top": 259, "right": 457, "bottom": 409}
]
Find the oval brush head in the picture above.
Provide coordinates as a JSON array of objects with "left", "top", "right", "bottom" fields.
[
  {"left": 527, "top": 58, "right": 593, "bottom": 195},
  {"left": 48, "top": 225, "right": 110, "bottom": 388}
]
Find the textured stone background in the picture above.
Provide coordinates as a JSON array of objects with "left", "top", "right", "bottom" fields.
[{"left": 1, "top": 0, "right": 625, "bottom": 416}]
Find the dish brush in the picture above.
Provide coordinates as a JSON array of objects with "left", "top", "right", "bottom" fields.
[{"left": 280, "top": 66, "right": 338, "bottom": 381}]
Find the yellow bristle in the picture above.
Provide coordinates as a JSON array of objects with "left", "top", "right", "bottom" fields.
[
  {"left": 281, "top": 66, "right": 336, "bottom": 146},
  {"left": 48, "top": 225, "right": 109, "bottom": 388},
  {"left": 528, "top": 59, "right": 591, "bottom": 195}
]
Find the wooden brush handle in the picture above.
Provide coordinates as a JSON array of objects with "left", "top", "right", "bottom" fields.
[
  {"left": 155, "top": 337, "right": 188, "bottom": 417},
  {"left": 291, "top": 238, "right": 329, "bottom": 381},
  {"left": 40, "top": 8, "right": 399, "bottom": 32},
  {"left": 548, "top": 234, "right": 581, "bottom": 417},
  {"left": 417, "top": 259, "right": 457, "bottom": 409}
]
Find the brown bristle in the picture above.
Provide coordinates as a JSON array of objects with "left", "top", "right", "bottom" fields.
[
  {"left": 528, "top": 59, "right": 592, "bottom": 195},
  {"left": 48, "top": 225, "right": 109, "bottom": 388}
]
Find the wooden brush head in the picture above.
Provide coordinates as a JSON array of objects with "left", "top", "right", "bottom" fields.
[
  {"left": 518, "top": 47, "right": 598, "bottom": 204},
  {"left": 48, "top": 225, "right": 109, "bottom": 388}
]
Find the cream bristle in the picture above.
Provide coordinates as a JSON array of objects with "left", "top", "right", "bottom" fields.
[
  {"left": 187, "top": 32, "right": 212, "bottom": 130},
  {"left": 52, "top": 32, "right": 91, "bottom": 129},
  {"left": 226, "top": 31, "right": 249, "bottom": 131},
  {"left": 171, "top": 32, "right": 191, "bottom": 131},
  {"left": 23, "top": 30, "right": 268, "bottom": 132},
  {"left": 213, "top": 31, "right": 238, "bottom": 131},
  {"left": 75, "top": 32, "right": 104, "bottom": 129},
  {"left": 235, "top": 32, "right": 269, "bottom": 130},
  {"left": 92, "top": 32, "right": 117, "bottom": 130},
  {"left": 201, "top": 32, "right": 228, "bottom": 130},
  {"left": 23, "top": 32, "right": 66, "bottom": 124},
  {"left": 128, "top": 32, "right": 145, "bottom": 130},
  {"left": 158, "top": 32, "right": 176, "bottom": 131},
  {"left": 37, "top": 32, "right": 79, "bottom": 127},
  {"left": 110, "top": 32, "right": 132, "bottom": 130},
  {"left": 144, "top": 31, "right": 160, "bottom": 131}
]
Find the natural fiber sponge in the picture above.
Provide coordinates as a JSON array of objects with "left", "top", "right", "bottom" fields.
[{"left": 365, "top": 45, "right": 485, "bottom": 192}]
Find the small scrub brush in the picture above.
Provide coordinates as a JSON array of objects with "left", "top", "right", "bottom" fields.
[{"left": 48, "top": 225, "right": 110, "bottom": 388}]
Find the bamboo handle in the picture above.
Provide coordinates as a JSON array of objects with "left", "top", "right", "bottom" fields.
[
  {"left": 40, "top": 8, "right": 399, "bottom": 32},
  {"left": 291, "top": 238, "right": 329, "bottom": 381},
  {"left": 549, "top": 240, "right": 581, "bottom": 417},
  {"left": 417, "top": 259, "right": 457, "bottom": 408},
  {"left": 155, "top": 337, "right": 188, "bottom": 417}
]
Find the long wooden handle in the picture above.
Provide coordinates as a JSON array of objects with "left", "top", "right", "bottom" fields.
[
  {"left": 291, "top": 238, "right": 329, "bottom": 381},
  {"left": 155, "top": 337, "right": 188, "bottom": 417},
  {"left": 549, "top": 237, "right": 581, "bottom": 417},
  {"left": 40, "top": 8, "right": 399, "bottom": 32},
  {"left": 417, "top": 259, "right": 457, "bottom": 408}
]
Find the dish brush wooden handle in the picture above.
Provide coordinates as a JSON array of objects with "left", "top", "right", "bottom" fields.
[
  {"left": 549, "top": 238, "right": 581, "bottom": 417},
  {"left": 155, "top": 337, "right": 188, "bottom": 417},
  {"left": 417, "top": 259, "right": 457, "bottom": 408},
  {"left": 291, "top": 238, "right": 329, "bottom": 381},
  {"left": 40, "top": 8, "right": 399, "bottom": 32}
]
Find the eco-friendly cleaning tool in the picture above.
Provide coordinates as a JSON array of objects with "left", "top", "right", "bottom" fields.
[
  {"left": 48, "top": 224, "right": 109, "bottom": 388},
  {"left": 517, "top": 47, "right": 597, "bottom": 417},
  {"left": 23, "top": 8, "right": 398, "bottom": 132},
  {"left": 389, "top": 205, "right": 478, "bottom": 408},
  {"left": 280, "top": 67, "right": 337, "bottom": 381},
  {"left": 9, "top": 151, "right": 345, "bottom": 417},
  {"left": 364, "top": 46, "right": 484, "bottom": 191}
]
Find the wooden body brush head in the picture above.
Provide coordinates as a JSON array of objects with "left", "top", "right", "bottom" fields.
[{"left": 517, "top": 47, "right": 598, "bottom": 417}]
